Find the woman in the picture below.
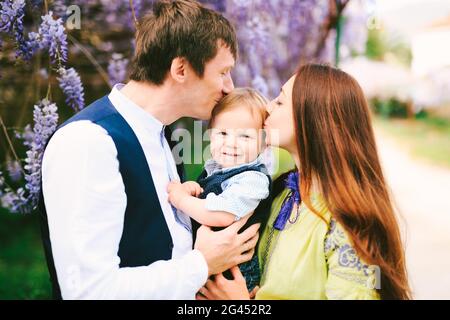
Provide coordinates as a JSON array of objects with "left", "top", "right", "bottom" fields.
[{"left": 197, "top": 64, "right": 411, "bottom": 300}]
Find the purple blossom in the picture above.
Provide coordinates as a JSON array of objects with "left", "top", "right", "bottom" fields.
[
  {"left": 340, "top": 1, "right": 370, "bottom": 60},
  {"left": 212, "top": 0, "right": 333, "bottom": 97},
  {"left": 1, "top": 187, "right": 30, "bottom": 214},
  {"left": 204, "top": 0, "right": 226, "bottom": 12},
  {"left": 15, "top": 124, "right": 34, "bottom": 148},
  {"left": 52, "top": 0, "right": 69, "bottom": 20},
  {"left": 319, "top": 28, "right": 336, "bottom": 64},
  {"left": 0, "top": 0, "right": 25, "bottom": 33},
  {"left": 107, "top": 53, "right": 129, "bottom": 87},
  {"left": 0, "top": 0, "right": 31, "bottom": 59},
  {"left": 244, "top": 15, "right": 271, "bottom": 56},
  {"left": 6, "top": 159, "right": 22, "bottom": 182},
  {"left": 57, "top": 67, "right": 85, "bottom": 111},
  {"left": 101, "top": 0, "right": 124, "bottom": 25},
  {"left": 0, "top": 169, "right": 30, "bottom": 214},
  {"left": 23, "top": 31, "right": 41, "bottom": 59},
  {"left": 252, "top": 75, "right": 269, "bottom": 97},
  {"left": 128, "top": 0, "right": 143, "bottom": 29},
  {"left": 38, "top": 11, "right": 68, "bottom": 64},
  {"left": 23, "top": 99, "right": 59, "bottom": 208}
]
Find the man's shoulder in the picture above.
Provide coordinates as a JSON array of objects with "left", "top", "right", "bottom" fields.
[
  {"left": 46, "top": 120, "right": 114, "bottom": 156},
  {"left": 59, "top": 95, "right": 114, "bottom": 129}
]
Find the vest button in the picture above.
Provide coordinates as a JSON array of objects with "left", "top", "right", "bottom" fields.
[{"left": 168, "top": 243, "right": 174, "bottom": 250}]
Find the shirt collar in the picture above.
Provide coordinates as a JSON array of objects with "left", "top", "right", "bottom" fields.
[
  {"left": 108, "top": 83, "right": 164, "bottom": 135},
  {"left": 204, "top": 153, "right": 265, "bottom": 176}
]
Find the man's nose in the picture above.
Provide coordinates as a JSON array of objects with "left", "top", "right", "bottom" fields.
[{"left": 223, "top": 74, "right": 234, "bottom": 94}]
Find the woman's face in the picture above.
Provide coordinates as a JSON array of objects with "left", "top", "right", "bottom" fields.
[{"left": 264, "top": 75, "right": 297, "bottom": 152}]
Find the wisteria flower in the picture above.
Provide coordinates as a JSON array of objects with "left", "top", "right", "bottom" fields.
[
  {"left": 108, "top": 53, "right": 129, "bottom": 87},
  {"left": 0, "top": 0, "right": 32, "bottom": 59},
  {"left": 57, "top": 67, "right": 85, "bottom": 111},
  {"left": 252, "top": 75, "right": 269, "bottom": 97},
  {"left": 23, "top": 99, "right": 59, "bottom": 208},
  {"left": 38, "top": 11, "right": 68, "bottom": 64},
  {"left": 6, "top": 159, "right": 23, "bottom": 182},
  {"left": 1, "top": 187, "right": 30, "bottom": 214},
  {"left": 0, "top": 0, "right": 25, "bottom": 33},
  {"left": 15, "top": 124, "right": 34, "bottom": 148}
]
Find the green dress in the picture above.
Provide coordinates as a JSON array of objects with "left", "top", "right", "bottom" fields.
[{"left": 256, "top": 188, "right": 380, "bottom": 300}]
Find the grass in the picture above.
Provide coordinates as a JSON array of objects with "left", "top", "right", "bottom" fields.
[
  {"left": 0, "top": 207, "right": 52, "bottom": 299},
  {"left": 374, "top": 115, "right": 450, "bottom": 169}
]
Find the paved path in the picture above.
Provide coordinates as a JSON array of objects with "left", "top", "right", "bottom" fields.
[{"left": 375, "top": 130, "right": 450, "bottom": 299}]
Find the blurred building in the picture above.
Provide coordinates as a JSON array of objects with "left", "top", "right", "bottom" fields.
[{"left": 412, "top": 15, "right": 450, "bottom": 76}]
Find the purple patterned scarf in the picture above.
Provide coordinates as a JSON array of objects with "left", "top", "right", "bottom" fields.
[{"left": 273, "top": 171, "right": 301, "bottom": 231}]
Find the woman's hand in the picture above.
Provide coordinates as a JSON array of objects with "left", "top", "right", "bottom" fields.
[{"left": 196, "top": 266, "right": 251, "bottom": 300}]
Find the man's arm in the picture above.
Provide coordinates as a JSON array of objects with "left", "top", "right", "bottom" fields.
[{"left": 42, "top": 121, "right": 208, "bottom": 299}]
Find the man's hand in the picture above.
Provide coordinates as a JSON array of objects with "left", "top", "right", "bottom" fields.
[{"left": 194, "top": 214, "right": 260, "bottom": 276}]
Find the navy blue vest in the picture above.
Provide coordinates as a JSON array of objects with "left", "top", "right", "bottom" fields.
[
  {"left": 191, "top": 163, "right": 272, "bottom": 243},
  {"left": 38, "top": 96, "right": 182, "bottom": 299}
]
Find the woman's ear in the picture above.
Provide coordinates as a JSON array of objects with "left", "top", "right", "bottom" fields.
[{"left": 169, "top": 57, "right": 188, "bottom": 83}]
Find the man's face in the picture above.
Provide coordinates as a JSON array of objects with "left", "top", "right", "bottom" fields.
[{"left": 185, "top": 44, "right": 235, "bottom": 120}]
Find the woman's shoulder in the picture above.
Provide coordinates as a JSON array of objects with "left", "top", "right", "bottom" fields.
[
  {"left": 323, "top": 218, "right": 380, "bottom": 299},
  {"left": 324, "top": 218, "right": 351, "bottom": 255}
]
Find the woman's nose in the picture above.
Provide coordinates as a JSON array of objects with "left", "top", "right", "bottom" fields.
[{"left": 266, "top": 102, "right": 274, "bottom": 114}]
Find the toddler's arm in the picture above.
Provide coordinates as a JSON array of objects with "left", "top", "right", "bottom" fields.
[{"left": 167, "top": 181, "right": 237, "bottom": 227}]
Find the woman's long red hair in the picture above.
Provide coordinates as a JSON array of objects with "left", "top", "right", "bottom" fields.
[{"left": 292, "top": 64, "right": 411, "bottom": 299}]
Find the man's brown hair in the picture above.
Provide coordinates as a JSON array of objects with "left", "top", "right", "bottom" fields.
[{"left": 129, "top": 0, "right": 238, "bottom": 85}]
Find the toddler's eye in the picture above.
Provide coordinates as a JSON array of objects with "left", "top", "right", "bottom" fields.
[
  {"left": 218, "top": 131, "right": 227, "bottom": 136},
  {"left": 240, "top": 134, "right": 251, "bottom": 139}
]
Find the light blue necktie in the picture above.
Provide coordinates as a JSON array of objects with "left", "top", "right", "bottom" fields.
[{"left": 160, "top": 127, "right": 192, "bottom": 232}]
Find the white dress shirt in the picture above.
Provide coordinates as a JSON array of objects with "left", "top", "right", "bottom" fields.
[{"left": 41, "top": 84, "right": 208, "bottom": 299}]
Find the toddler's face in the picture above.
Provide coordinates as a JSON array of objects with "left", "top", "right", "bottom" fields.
[{"left": 209, "top": 107, "right": 264, "bottom": 168}]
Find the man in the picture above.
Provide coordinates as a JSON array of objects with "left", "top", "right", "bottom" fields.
[{"left": 39, "top": 0, "right": 259, "bottom": 299}]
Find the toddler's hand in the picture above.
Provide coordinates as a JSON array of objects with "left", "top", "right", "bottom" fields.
[
  {"left": 167, "top": 181, "right": 188, "bottom": 209},
  {"left": 182, "top": 181, "right": 204, "bottom": 197}
]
